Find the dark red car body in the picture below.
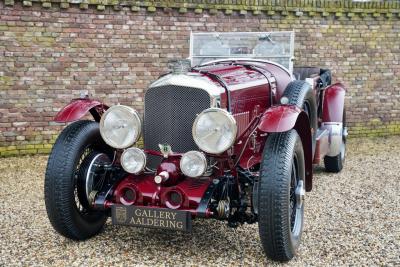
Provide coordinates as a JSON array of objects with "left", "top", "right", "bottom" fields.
[
  {"left": 55, "top": 59, "right": 345, "bottom": 217},
  {"left": 46, "top": 31, "right": 348, "bottom": 262}
]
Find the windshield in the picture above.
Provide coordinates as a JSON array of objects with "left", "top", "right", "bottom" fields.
[{"left": 190, "top": 31, "right": 294, "bottom": 73}]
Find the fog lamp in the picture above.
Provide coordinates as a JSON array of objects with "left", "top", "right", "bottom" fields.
[
  {"left": 121, "top": 147, "right": 146, "bottom": 174},
  {"left": 180, "top": 151, "right": 207, "bottom": 178}
]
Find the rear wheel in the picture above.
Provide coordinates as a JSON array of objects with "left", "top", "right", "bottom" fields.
[
  {"left": 258, "top": 130, "right": 305, "bottom": 261},
  {"left": 324, "top": 109, "right": 347, "bottom": 172},
  {"left": 44, "top": 120, "right": 112, "bottom": 240}
]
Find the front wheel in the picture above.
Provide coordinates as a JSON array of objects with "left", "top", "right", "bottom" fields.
[
  {"left": 44, "top": 120, "right": 112, "bottom": 240},
  {"left": 258, "top": 130, "right": 306, "bottom": 262}
]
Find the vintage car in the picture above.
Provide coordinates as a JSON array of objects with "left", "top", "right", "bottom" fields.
[{"left": 44, "top": 32, "right": 347, "bottom": 261}]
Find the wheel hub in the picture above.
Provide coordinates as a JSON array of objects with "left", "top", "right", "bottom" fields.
[
  {"left": 295, "top": 180, "right": 305, "bottom": 209},
  {"left": 84, "top": 153, "right": 112, "bottom": 205}
]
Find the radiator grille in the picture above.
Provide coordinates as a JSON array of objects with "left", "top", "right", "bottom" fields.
[
  {"left": 233, "top": 111, "right": 250, "bottom": 137},
  {"left": 144, "top": 85, "right": 211, "bottom": 168}
]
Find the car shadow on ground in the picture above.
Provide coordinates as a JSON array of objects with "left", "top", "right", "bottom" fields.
[{"left": 98, "top": 217, "right": 263, "bottom": 264}]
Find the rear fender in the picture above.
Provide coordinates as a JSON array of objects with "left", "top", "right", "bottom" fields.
[
  {"left": 54, "top": 98, "right": 109, "bottom": 123},
  {"left": 322, "top": 83, "right": 346, "bottom": 123},
  {"left": 258, "top": 105, "right": 313, "bottom": 191},
  {"left": 321, "top": 83, "right": 346, "bottom": 157}
]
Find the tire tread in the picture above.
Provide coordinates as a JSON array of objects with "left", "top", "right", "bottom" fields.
[
  {"left": 282, "top": 80, "right": 317, "bottom": 156},
  {"left": 44, "top": 120, "right": 106, "bottom": 240},
  {"left": 258, "top": 130, "right": 298, "bottom": 261}
]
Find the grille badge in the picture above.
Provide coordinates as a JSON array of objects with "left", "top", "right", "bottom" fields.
[{"left": 159, "top": 144, "right": 172, "bottom": 158}]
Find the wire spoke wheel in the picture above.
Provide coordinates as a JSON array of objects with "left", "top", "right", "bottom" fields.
[
  {"left": 289, "top": 155, "right": 304, "bottom": 239},
  {"left": 258, "top": 130, "right": 305, "bottom": 261},
  {"left": 44, "top": 121, "right": 111, "bottom": 240},
  {"left": 73, "top": 147, "right": 93, "bottom": 214}
]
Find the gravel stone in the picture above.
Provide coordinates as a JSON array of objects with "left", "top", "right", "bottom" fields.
[{"left": 0, "top": 136, "right": 399, "bottom": 266}]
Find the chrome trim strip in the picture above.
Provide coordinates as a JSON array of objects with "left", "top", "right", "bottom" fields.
[{"left": 149, "top": 73, "right": 225, "bottom": 98}]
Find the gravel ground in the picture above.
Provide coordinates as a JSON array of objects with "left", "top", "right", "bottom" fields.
[{"left": 0, "top": 136, "right": 399, "bottom": 266}]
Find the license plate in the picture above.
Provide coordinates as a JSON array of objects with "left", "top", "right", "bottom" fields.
[{"left": 111, "top": 205, "right": 192, "bottom": 232}]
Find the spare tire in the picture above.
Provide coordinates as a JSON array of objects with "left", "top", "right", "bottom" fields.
[{"left": 281, "top": 80, "right": 317, "bottom": 157}]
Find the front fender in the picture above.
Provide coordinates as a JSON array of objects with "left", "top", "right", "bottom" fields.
[
  {"left": 258, "top": 105, "right": 302, "bottom": 133},
  {"left": 258, "top": 105, "right": 313, "bottom": 191},
  {"left": 322, "top": 83, "right": 346, "bottom": 122},
  {"left": 54, "top": 98, "right": 109, "bottom": 122}
]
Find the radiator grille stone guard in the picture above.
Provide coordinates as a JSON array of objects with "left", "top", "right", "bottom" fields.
[{"left": 144, "top": 85, "right": 211, "bottom": 169}]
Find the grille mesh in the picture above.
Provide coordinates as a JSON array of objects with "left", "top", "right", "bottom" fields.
[{"left": 144, "top": 85, "right": 211, "bottom": 168}]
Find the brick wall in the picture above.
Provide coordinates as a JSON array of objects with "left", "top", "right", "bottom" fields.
[{"left": 1, "top": 0, "right": 400, "bottom": 156}]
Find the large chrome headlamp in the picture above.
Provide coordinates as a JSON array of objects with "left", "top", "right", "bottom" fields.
[
  {"left": 192, "top": 108, "right": 237, "bottom": 154},
  {"left": 100, "top": 105, "right": 141, "bottom": 149}
]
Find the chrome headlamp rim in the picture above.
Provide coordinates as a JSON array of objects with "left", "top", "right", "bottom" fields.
[
  {"left": 99, "top": 105, "right": 142, "bottom": 149},
  {"left": 121, "top": 147, "right": 146, "bottom": 174},
  {"left": 180, "top": 150, "right": 208, "bottom": 178},
  {"left": 192, "top": 108, "right": 238, "bottom": 154}
]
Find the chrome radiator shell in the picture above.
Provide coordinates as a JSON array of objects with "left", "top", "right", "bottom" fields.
[{"left": 144, "top": 83, "right": 212, "bottom": 168}]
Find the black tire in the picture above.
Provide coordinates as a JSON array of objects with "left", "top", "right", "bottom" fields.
[
  {"left": 324, "top": 109, "right": 346, "bottom": 172},
  {"left": 282, "top": 80, "right": 317, "bottom": 157},
  {"left": 258, "top": 130, "right": 306, "bottom": 262},
  {"left": 45, "top": 120, "right": 111, "bottom": 240}
]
